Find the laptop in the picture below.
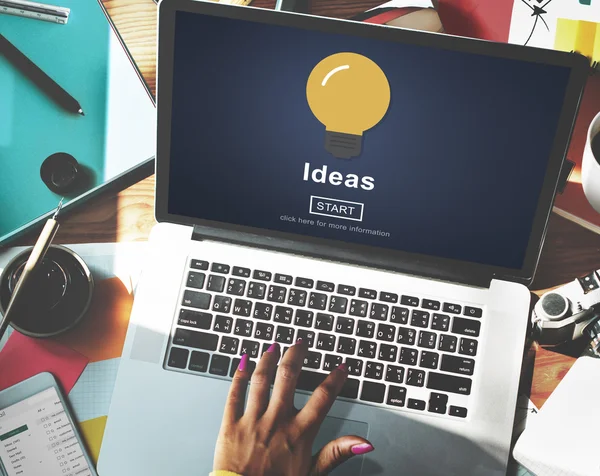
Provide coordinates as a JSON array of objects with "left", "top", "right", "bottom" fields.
[{"left": 98, "top": 1, "right": 588, "bottom": 474}]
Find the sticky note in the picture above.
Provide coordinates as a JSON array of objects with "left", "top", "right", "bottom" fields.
[
  {"left": 0, "top": 331, "right": 88, "bottom": 393},
  {"left": 79, "top": 415, "right": 108, "bottom": 466},
  {"left": 555, "top": 18, "right": 600, "bottom": 65}
]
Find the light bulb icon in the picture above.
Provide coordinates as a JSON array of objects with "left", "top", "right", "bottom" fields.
[{"left": 306, "top": 52, "right": 390, "bottom": 159}]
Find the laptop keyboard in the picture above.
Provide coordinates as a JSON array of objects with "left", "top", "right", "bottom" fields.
[{"left": 164, "top": 258, "right": 483, "bottom": 420}]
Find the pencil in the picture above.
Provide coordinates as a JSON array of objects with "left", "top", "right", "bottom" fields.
[{"left": 0, "top": 34, "right": 84, "bottom": 115}]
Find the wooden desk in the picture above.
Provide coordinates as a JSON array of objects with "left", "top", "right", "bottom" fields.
[{"left": 15, "top": 0, "right": 600, "bottom": 410}]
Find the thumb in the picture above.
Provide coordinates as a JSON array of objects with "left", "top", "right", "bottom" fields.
[{"left": 310, "top": 435, "right": 374, "bottom": 476}]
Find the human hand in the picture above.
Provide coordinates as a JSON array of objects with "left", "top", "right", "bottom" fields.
[{"left": 213, "top": 339, "right": 374, "bottom": 476}]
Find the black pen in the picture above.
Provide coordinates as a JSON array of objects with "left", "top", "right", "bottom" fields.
[{"left": 0, "top": 34, "right": 84, "bottom": 115}]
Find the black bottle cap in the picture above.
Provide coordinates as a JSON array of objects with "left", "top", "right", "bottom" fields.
[{"left": 40, "top": 152, "right": 79, "bottom": 194}]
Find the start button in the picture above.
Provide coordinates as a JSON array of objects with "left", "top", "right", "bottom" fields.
[{"left": 309, "top": 196, "right": 364, "bottom": 221}]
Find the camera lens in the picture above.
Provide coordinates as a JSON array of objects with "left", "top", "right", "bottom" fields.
[{"left": 540, "top": 292, "right": 569, "bottom": 320}]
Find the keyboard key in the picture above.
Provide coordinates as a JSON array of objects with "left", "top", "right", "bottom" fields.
[
  {"left": 422, "top": 299, "right": 440, "bottom": 311},
  {"left": 297, "top": 329, "right": 315, "bottom": 348},
  {"left": 385, "top": 365, "right": 405, "bottom": 384},
  {"left": 274, "top": 306, "right": 293, "bottom": 324},
  {"left": 431, "top": 313, "right": 450, "bottom": 331},
  {"left": 211, "top": 263, "right": 230, "bottom": 274},
  {"left": 296, "top": 277, "right": 314, "bottom": 288},
  {"left": 308, "top": 292, "right": 328, "bottom": 311},
  {"left": 410, "top": 310, "right": 430, "bottom": 328},
  {"left": 418, "top": 331, "right": 437, "bottom": 349},
  {"left": 247, "top": 282, "right": 266, "bottom": 299},
  {"left": 329, "top": 296, "right": 348, "bottom": 313},
  {"left": 316, "top": 280, "right": 334, "bottom": 292},
  {"left": 234, "top": 319, "right": 253, "bottom": 337},
  {"left": 464, "top": 306, "right": 482, "bottom": 318},
  {"left": 370, "top": 303, "right": 389, "bottom": 321},
  {"left": 336, "top": 316, "right": 355, "bottom": 335},
  {"left": 275, "top": 326, "right": 295, "bottom": 344},
  {"left": 190, "top": 259, "right": 208, "bottom": 270},
  {"left": 349, "top": 299, "right": 368, "bottom": 317},
  {"left": 212, "top": 295, "right": 232, "bottom": 313},
  {"left": 338, "top": 284, "right": 356, "bottom": 296},
  {"left": 182, "top": 290, "right": 211, "bottom": 310},
  {"left": 345, "top": 358, "right": 363, "bottom": 376},
  {"left": 316, "top": 333, "right": 336, "bottom": 351},
  {"left": 459, "top": 338, "right": 478, "bottom": 356},
  {"left": 295, "top": 309, "right": 314, "bottom": 327},
  {"left": 253, "top": 302, "right": 273, "bottom": 320},
  {"left": 207, "top": 275, "right": 226, "bottom": 292},
  {"left": 253, "top": 270, "right": 272, "bottom": 281},
  {"left": 387, "top": 385, "right": 406, "bottom": 407},
  {"left": 365, "top": 362, "right": 384, "bottom": 380},
  {"left": 229, "top": 358, "right": 256, "bottom": 377},
  {"left": 188, "top": 350, "right": 209, "bottom": 372},
  {"left": 419, "top": 351, "right": 439, "bottom": 369},
  {"left": 378, "top": 343, "right": 397, "bottom": 362},
  {"left": 232, "top": 266, "right": 251, "bottom": 278},
  {"left": 214, "top": 315, "right": 233, "bottom": 333},
  {"left": 357, "top": 340, "right": 377, "bottom": 359},
  {"left": 339, "top": 379, "right": 360, "bottom": 398},
  {"left": 274, "top": 273, "right": 293, "bottom": 285},
  {"left": 227, "top": 278, "right": 246, "bottom": 296},
  {"left": 356, "top": 320, "right": 375, "bottom": 338},
  {"left": 173, "top": 328, "right": 218, "bottom": 351},
  {"left": 399, "top": 347, "right": 418, "bottom": 366},
  {"left": 406, "top": 368, "right": 425, "bottom": 387},
  {"left": 315, "top": 313, "right": 334, "bottom": 331},
  {"left": 167, "top": 347, "right": 188, "bottom": 369},
  {"left": 443, "top": 303, "right": 462, "bottom": 314},
  {"left": 178, "top": 309, "right": 212, "bottom": 330},
  {"left": 323, "top": 354, "right": 343, "bottom": 371},
  {"left": 360, "top": 381, "right": 385, "bottom": 403},
  {"left": 379, "top": 292, "right": 398, "bottom": 303},
  {"left": 254, "top": 322, "right": 274, "bottom": 341},
  {"left": 407, "top": 398, "right": 426, "bottom": 411},
  {"left": 452, "top": 317, "right": 481, "bottom": 337},
  {"left": 233, "top": 299, "right": 252, "bottom": 317},
  {"left": 260, "top": 343, "right": 271, "bottom": 357},
  {"left": 219, "top": 336, "right": 240, "bottom": 355},
  {"left": 449, "top": 406, "right": 468, "bottom": 418},
  {"left": 438, "top": 334, "right": 457, "bottom": 352},
  {"left": 359, "top": 288, "right": 377, "bottom": 299},
  {"left": 187, "top": 271, "right": 205, "bottom": 289},
  {"left": 440, "top": 355, "right": 475, "bottom": 376},
  {"left": 296, "top": 371, "right": 359, "bottom": 399},
  {"left": 303, "top": 351, "right": 322, "bottom": 369},
  {"left": 288, "top": 289, "right": 308, "bottom": 307},
  {"left": 267, "top": 285, "right": 287, "bottom": 303},
  {"left": 427, "top": 372, "right": 472, "bottom": 395},
  {"left": 390, "top": 306, "right": 409, "bottom": 324},
  {"left": 400, "top": 295, "right": 419, "bottom": 307},
  {"left": 240, "top": 339, "right": 260, "bottom": 358},
  {"left": 397, "top": 327, "right": 416, "bottom": 345},
  {"left": 337, "top": 337, "right": 356, "bottom": 355},
  {"left": 209, "top": 354, "right": 230, "bottom": 376},
  {"left": 376, "top": 323, "right": 395, "bottom": 342}
]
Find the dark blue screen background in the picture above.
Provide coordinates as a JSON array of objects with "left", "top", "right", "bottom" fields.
[{"left": 168, "top": 11, "right": 571, "bottom": 269}]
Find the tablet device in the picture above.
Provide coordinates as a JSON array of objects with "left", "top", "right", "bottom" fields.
[{"left": 0, "top": 372, "right": 97, "bottom": 476}]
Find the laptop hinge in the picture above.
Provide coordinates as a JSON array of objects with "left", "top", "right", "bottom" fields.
[{"left": 191, "top": 225, "right": 493, "bottom": 289}]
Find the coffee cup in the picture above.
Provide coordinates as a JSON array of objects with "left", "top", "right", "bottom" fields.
[{"left": 582, "top": 111, "right": 600, "bottom": 213}]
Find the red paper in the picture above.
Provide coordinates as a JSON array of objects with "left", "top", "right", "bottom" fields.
[
  {"left": 0, "top": 331, "right": 88, "bottom": 393},
  {"left": 438, "top": 0, "right": 514, "bottom": 42}
]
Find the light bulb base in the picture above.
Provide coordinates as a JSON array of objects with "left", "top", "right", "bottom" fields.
[{"left": 325, "top": 131, "right": 362, "bottom": 159}]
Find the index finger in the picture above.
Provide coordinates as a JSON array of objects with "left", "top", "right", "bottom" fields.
[
  {"left": 295, "top": 362, "right": 348, "bottom": 431},
  {"left": 222, "top": 353, "right": 251, "bottom": 424}
]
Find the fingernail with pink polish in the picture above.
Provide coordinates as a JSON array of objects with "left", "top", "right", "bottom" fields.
[
  {"left": 337, "top": 363, "right": 348, "bottom": 372},
  {"left": 296, "top": 338, "right": 303, "bottom": 345},
  {"left": 351, "top": 443, "right": 374, "bottom": 455},
  {"left": 267, "top": 342, "right": 279, "bottom": 353},
  {"left": 238, "top": 353, "right": 249, "bottom": 372}
]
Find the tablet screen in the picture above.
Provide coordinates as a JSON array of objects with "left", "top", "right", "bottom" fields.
[{"left": 0, "top": 387, "right": 92, "bottom": 476}]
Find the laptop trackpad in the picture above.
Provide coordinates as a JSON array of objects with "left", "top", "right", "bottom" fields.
[{"left": 312, "top": 416, "right": 369, "bottom": 476}]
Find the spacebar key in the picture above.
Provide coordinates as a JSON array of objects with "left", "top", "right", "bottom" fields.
[
  {"left": 296, "top": 371, "right": 360, "bottom": 399},
  {"left": 427, "top": 372, "right": 472, "bottom": 395}
]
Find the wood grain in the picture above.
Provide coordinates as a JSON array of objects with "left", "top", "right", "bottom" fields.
[{"left": 13, "top": 0, "right": 600, "bottom": 409}]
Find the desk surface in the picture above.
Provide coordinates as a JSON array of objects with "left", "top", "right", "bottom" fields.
[{"left": 13, "top": 0, "right": 600, "bottom": 410}]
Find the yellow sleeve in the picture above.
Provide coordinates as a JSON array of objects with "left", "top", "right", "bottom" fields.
[{"left": 210, "top": 471, "right": 243, "bottom": 476}]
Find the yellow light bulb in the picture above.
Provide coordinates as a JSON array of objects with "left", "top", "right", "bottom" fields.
[{"left": 306, "top": 52, "right": 391, "bottom": 159}]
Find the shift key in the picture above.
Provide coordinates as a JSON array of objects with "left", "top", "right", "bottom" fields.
[
  {"left": 173, "top": 328, "right": 218, "bottom": 351},
  {"left": 427, "top": 372, "right": 471, "bottom": 395}
]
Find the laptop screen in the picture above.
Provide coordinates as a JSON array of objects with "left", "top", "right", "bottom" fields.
[{"left": 167, "top": 11, "right": 572, "bottom": 271}]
